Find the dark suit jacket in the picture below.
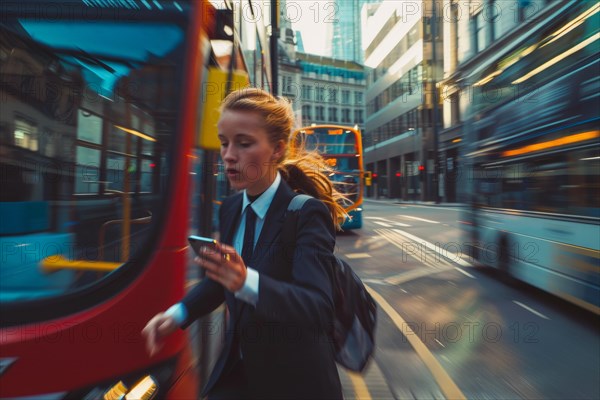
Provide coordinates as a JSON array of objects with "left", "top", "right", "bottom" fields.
[{"left": 181, "top": 180, "right": 343, "bottom": 399}]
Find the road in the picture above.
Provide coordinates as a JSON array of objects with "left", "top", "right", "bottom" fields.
[{"left": 337, "top": 199, "right": 600, "bottom": 400}]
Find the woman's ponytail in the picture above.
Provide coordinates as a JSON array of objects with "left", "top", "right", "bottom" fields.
[{"left": 282, "top": 139, "right": 349, "bottom": 229}]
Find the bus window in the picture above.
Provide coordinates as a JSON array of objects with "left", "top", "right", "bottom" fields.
[
  {"left": 529, "top": 158, "right": 569, "bottom": 214},
  {"left": 568, "top": 149, "right": 600, "bottom": 217},
  {"left": 0, "top": 18, "right": 185, "bottom": 302}
]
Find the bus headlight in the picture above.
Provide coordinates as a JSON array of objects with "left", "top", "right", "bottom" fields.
[{"left": 103, "top": 375, "right": 158, "bottom": 400}]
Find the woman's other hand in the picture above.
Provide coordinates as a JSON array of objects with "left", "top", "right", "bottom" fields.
[{"left": 141, "top": 312, "right": 178, "bottom": 356}]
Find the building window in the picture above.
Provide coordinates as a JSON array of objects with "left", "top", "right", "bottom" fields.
[
  {"left": 302, "top": 85, "right": 312, "bottom": 101},
  {"left": 328, "top": 107, "right": 338, "bottom": 122},
  {"left": 450, "top": 93, "right": 460, "bottom": 125},
  {"left": 342, "top": 108, "right": 351, "bottom": 123},
  {"left": 476, "top": 12, "right": 486, "bottom": 52},
  {"left": 302, "top": 105, "right": 312, "bottom": 121},
  {"left": 317, "top": 87, "right": 326, "bottom": 102},
  {"left": 354, "top": 91, "right": 363, "bottom": 105},
  {"left": 329, "top": 88, "right": 338, "bottom": 104},
  {"left": 516, "top": 0, "right": 536, "bottom": 23},
  {"left": 423, "top": 17, "right": 432, "bottom": 40},
  {"left": 342, "top": 90, "right": 350, "bottom": 105},
  {"left": 488, "top": 0, "right": 497, "bottom": 43},
  {"left": 316, "top": 106, "right": 325, "bottom": 121},
  {"left": 471, "top": 0, "right": 496, "bottom": 54},
  {"left": 450, "top": 2, "right": 459, "bottom": 68},
  {"left": 282, "top": 76, "right": 294, "bottom": 95},
  {"left": 408, "top": 108, "right": 418, "bottom": 129},
  {"left": 354, "top": 109, "right": 363, "bottom": 123}
]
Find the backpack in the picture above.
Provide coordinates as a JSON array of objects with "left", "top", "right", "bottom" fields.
[{"left": 283, "top": 194, "right": 377, "bottom": 372}]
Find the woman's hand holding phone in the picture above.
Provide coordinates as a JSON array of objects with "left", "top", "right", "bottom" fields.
[{"left": 188, "top": 236, "right": 247, "bottom": 292}]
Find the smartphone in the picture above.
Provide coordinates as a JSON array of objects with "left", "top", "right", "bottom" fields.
[{"left": 188, "top": 235, "right": 219, "bottom": 256}]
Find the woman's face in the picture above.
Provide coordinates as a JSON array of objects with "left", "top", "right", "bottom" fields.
[{"left": 218, "top": 110, "right": 284, "bottom": 195}]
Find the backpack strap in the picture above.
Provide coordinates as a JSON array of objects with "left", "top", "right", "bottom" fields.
[
  {"left": 282, "top": 194, "right": 313, "bottom": 261},
  {"left": 287, "top": 194, "right": 312, "bottom": 213}
]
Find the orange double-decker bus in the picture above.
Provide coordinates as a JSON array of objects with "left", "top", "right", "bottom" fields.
[{"left": 291, "top": 125, "right": 365, "bottom": 229}]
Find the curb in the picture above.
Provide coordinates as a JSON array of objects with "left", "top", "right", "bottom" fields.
[{"left": 363, "top": 198, "right": 466, "bottom": 207}]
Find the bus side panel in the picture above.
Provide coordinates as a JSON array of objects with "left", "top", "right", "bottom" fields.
[
  {"left": 508, "top": 219, "right": 600, "bottom": 313},
  {"left": 166, "top": 339, "right": 200, "bottom": 399},
  {"left": 474, "top": 210, "right": 600, "bottom": 313},
  {"left": 0, "top": 248, "right": 187, "bottom": 396}
]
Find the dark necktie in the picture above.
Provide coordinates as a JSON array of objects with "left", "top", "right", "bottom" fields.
[{"left": 241, "top": 205, "right": 257, "bottom": 265}]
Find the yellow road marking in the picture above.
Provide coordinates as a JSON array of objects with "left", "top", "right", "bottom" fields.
[
  {"left": 345, "top": 253, "right": 372, "bottom": 259},
  {"left": 365, "top": 284, "right": 467, "bottom": 400},
  {"left": 347, "top": 371, "right": 372, "bottom": 400}
]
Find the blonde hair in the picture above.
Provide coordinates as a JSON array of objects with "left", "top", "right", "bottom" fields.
[{"left": 221, "top": 88, "right": 348, "bottom": 228}]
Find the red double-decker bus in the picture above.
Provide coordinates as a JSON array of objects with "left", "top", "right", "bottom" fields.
[{"left": 0, "top": 1, "right": 271, "bottom": 397}]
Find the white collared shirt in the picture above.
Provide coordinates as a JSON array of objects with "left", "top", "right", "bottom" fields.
[
  {"left": 232, "top": 172, "right": 281, "bottom": 305},
  {"left": 234, "top": 172, "right": 281, "bottom": 255}
]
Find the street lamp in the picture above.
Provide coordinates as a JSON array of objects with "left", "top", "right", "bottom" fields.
[
  {"left": 270, "top": 0, "right": 279, "bottom": 95},
  {"left": 372, "top": 135, "right": 377, "bottom": 199},
  {"left": 431, "top": 0, "right": 440, "bottom": 203}
]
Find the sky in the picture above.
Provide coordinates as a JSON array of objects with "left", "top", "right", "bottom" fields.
[{"left": 288, "top": 0, "right": 331, "bottom": 56}]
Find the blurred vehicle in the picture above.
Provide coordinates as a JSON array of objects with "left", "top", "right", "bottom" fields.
[
  {"left": 291, "top": 125, "right": 365, "bottom": 229},
  {"left": 0, "top": 0, "right": 272, "bottom": 398},
  {"left": 461, "top": 1, "right": 599, "bottom": 313}
]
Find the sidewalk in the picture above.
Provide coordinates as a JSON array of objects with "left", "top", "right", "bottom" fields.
[
  {"left": 363, "top": 197, "right": 466, "bottom": 208},
  {"left": 339, "top": 361, "right": 395, "bottom": 400}
]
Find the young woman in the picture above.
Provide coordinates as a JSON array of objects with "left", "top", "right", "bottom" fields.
[{"left": 142, "top": 88, "right": 347, "bottom": 399}]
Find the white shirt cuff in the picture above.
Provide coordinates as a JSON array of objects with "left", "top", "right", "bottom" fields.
[
  {"left": 164, "top": 303, "right": 188, "bottom": 327},
  {"left": 234, "top": 267, "right": 259, "bottom": 306}
]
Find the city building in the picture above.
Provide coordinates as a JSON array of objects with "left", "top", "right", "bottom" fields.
[
  {"left": 278, "top": 27, "right": 303, "bottom": 125},
  {"left": 275, "top": 0, "right": 367, "bottom": 130},
  {"left": 362, "top": 0, "right": 443, "bottom": 200},
  {"left": 295, "top": 53, "right": 366, "bottom": 129},
  {"left": 295, "top": 30, "right": 305, "bottom": 53},
  {"left": 331, "top": 0, "right": 380, "bottom": 64}
]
